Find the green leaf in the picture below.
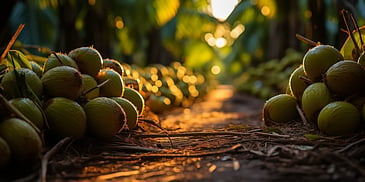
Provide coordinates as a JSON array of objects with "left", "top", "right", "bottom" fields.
[
  {"left": 340, "top": 26, "right": 365, "bottom": 60},
  {"left": 304, "top": 133, "right": 322, "bottom": 141},
  {"left": 6, "top": 50, "right": 32, "bottom": 69}
]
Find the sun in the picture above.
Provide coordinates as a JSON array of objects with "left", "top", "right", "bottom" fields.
[{"left": 210, "top": 0, "right": 239, "bottom": 21}]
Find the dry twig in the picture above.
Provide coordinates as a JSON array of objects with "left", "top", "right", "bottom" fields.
[
  {"left": 336, "top": 137, "right": 365, "bottom": 153},
  {"left": 134, "top": 131, "right": 290, "bottom": 138},
  {"left": 41, "top": 137, "right": 74, "bottom": 182},
  {"left": 0, "top": 24, "right": 25, "bottom": 63}
]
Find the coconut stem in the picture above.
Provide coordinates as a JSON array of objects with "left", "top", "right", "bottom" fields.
[
  {"left": 296, "top": 104, "right": 308, "bottom": 126},
  {"left": 295, "top": 34, "right": 319, "bottom": 47},
  {"left": 83, "top": 79, "right": 110, "bottom": 95},
  {"left": 52, "top": 51, "right": 65, "bottom": 65},
  {"left": 341, "top": 9, "right": 361, "bottom": 58},
  {"left": 351, "top": 13, "right": 364, "bottom": 49},
  {"left": 41, "top": 137, "right": 73, "bottom": 182},
  {"left": 298, "top": 75, "right": 313, "bottom": 84}
]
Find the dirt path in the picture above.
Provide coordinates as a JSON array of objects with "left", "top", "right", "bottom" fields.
[
  {"left": 13, "top": 85, "right": 365, "bottom": 181},
  {"left": 159, "top": 85, "right": 264, "bottom": 132}
]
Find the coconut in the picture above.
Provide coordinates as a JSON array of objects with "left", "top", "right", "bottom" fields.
[
  {"left": 103, "top": 58, "right": 124, "bottom": 76},
  {"left": 41, "top": 66, "right": 83, "bottom": 100},
  {"left": 96, "top": 68, "right": 124, "bottom": 97},
  {"left": 0, "top": 137, "right": 11, "bottom": 169},
  {"left": 44, "top": 97, "right": 87, "bottom": 138},
  {"left": 0, "top": 118, "right": 42, "bottom": 165},
  {"left": 111, "top": 97, "right": 139, "bottom": 129},
  {"left": 123, "top": 77, "right": 142, "bottom": 91},
  {"left": 288, "top": 65, "right": 309, "bottom": 101},
  {"left": 83, "top": 97, "right": 126, "bottom": 138},
  {"left": 81, "top": 74, "right": 99, "bottom": 100},
  {"left": 43, "top": 53, "right": 78, "bottom": 73},
  {"left": 1, "top": 68, "right": 43, "bottom": 99},
  {"left": 123, "top": 87, "right": 145, "bottom": 115},
  {"left": 303, "top": 45, "right": 344, "bottom": 82},
  {"left": 146, "top": 94, "right": 172, "bottom": 114},
  {"left": 318, "top": 101, "right": 361, "bottom": 136},
  {"left": 262, "top": 94, "right": 299, "bottom": 125},
  {"left": 68, "top": 47, "right": 103, "bottom": 77},
  {"left": 30, "top": 61, "right": 43, "bottom": 78},
  {"left": 9, "top": 98, "right": 44, "bottom": 130},
  {"left": 301, "top": 82, "right": 333, "bottom": 123},
  {"left": 325, "top": 60, "right": 365, "bottom": 97}
]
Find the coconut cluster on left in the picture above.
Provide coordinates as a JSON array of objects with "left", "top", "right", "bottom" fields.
[{"left": 0, "top": 47, "right": 145, "bottom": 170}]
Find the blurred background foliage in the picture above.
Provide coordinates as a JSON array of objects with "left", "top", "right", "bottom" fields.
[{"left": 1, "top": 0, "right": 365, "bottom": 98}]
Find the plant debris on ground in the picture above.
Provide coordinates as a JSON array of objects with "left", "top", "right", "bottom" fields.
[{"left": 2, "top": 86, "right": 364, "bottom": 182}]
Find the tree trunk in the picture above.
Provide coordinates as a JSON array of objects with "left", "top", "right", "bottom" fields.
[
  {"left": 56, "top": 1, "right": 83, "bottom": 53},
  {"left": 308, "top": 0, "right": 327, "bottom": 44},
  {"left": 84, "top": 2, "right": 112, "bottom": 58},
  {"left": 266, "top": 0, "right": 303, "bottom": 59}
]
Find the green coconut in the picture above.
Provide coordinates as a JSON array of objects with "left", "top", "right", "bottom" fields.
[
  {"left": 9, "top": 98, "right": 44, "bottom": 130},
  {"left": 30, "top": 61, "right": 43, "bottom": 78},
  {"left": 288, "top": 65, "right": 309, "bottom": 101},
  {"left": 68, "top": 47, "right": 103, "bottom": 77},
  {"left": 43, "top": 52, "right": 78, "bottom": 73},
  {"left": 325, "top": 60, "right": 365, "bottom": 97},
  {"left": 318, "top": 101, "right": 361, "bottom": 136},
  {"left": 44, "top": 97, "right": 87, "bottom": 138},
  {"left": 146, "top": 94, "right": 173, "bottom": 114},
  {"left": 123, "top": 87, "right": 145, "bottom": 115},
  {"left": 111, "top": 97, "right": 139, "bottom": 129},
  {"left": 303, "top": 45, "right": 344, "bottom": 82},
  {"left": 262, "top": 94, "right": 300, "bottom": 125},
  {"left": 123, "top": 77, "right": 142, "bottom": 92},
  {"left": 1, "top": 68, "right": 43, "bottom": 99},
  {"left": 83, "top": 97, "right": 126, "bottom": 138},
  {"left": 96, "top": 68, "right": 124, "bottom": 97},
  {"left": 0, "top": 137, "right": 11, "bottom": 169},
  {"left": 0, "top": 118, "right": 42, "bottom": 165},
  {"left": 301, "top": 82, "right": 333, "bottom": 123},
  {"left": 41, "top": 66, "right": 83, "bottom": 100},
  {"left": 103, "top": 58, "right": 124, "bottom": 76},
  {"left": 81, "top": 74, "right": 99, "bottom": 100}
]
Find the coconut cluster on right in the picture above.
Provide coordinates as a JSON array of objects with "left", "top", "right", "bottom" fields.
[{"left": 263, "top": 44, "right": 365, "bottom": 136}]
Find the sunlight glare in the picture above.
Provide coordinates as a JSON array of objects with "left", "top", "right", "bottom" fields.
[
  {"left": 88, "top": 0, "right": 96, "bottom": 6},
  {"left": 115, "top": 16, "right": 124, "bottom": 29},
  {"left": 204, "top": 33, "right": 216, "bottom": 46},
  {"left": 210, "top": 0, "right": 239, "bottom": 21},
  {"left": 211, "top": 65, "right": 221, "bottom": 75},
  {"left": 215, "top": 37, "right": 227, "bottom": 48},
  {"left": 230, "top": 24, "right": 245, "bottom": 38},
  {"left": 261, "top": 6, "right": 271, "bottom": 16}
]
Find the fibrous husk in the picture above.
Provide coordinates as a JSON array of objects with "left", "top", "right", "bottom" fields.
[
  {"left": 41, "top": 66, "right": 83, "bottom": 100},
  {"left": 262, "top": 94, "right": 300, "bottom": 125},
  {"left": 0, "top": 118, "right": 42, "bottom": 166},
  {"left": 83, "top": 97, "right": 126, "bottom": 138},
  {"left": 44, "top": 97, "right": 87, "bottom": 138},
  {"left": 318, "top": 101, "right": 361, "bottom": 136},
  {"left": 325, "top": 60, "right": 365, "bottom": 97}
]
